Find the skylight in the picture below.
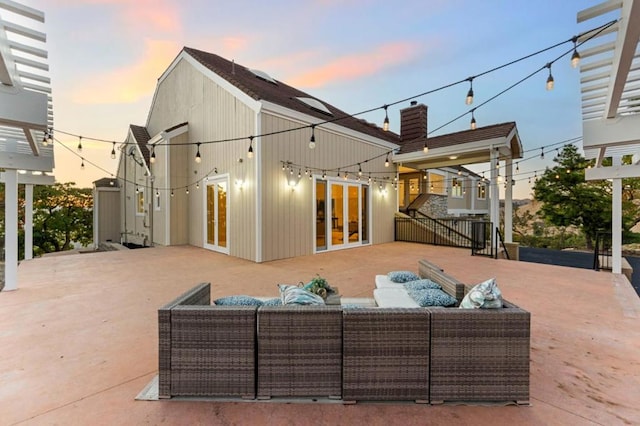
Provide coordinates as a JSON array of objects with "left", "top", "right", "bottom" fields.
[
  {"left": 248, "top": 68, "right": 277, "bottom": 85},
  {"left": 295, "top": 97, "right": 333, "bottom": 116}
]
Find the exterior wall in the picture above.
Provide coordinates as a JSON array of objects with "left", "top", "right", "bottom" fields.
[
  {"left": 94, "top": 188, "right": 120, "bottom": 243},
  {"left": 419, "top": 194, "right": 448, "bottom": 218},
  {"left": 259, "top": 113, "right": 397, "bottom": 262},
  {"left": 150, "top": 140, "right": 168, "bottom": 246},
  {"left": 118, "top": 142, "right": 151, "bottom": 246},
  {"left": 146, "top": 58, "right": 257, "bottom": 259}
]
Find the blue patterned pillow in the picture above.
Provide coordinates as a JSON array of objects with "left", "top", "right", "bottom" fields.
[
  {"left": 342, "top": 304, "right": 366, "bottom": 309},
  {"left": 408, "top": 288, "right": 457, "bottom": 307},
  {"left": 213, "top": 295, "right": 263, "bottom": 306},
  {"left": 403, "top": 279, "right": 442, "bottom": 291},
  {"left": 387, "top": 270, "right": 420, "bottom": 283},
  {"left": 278, "top": 284, "right": 325, "bottom": 305},
  {"left": 261, "top": 297, "right": 282, "bottom": 306}
]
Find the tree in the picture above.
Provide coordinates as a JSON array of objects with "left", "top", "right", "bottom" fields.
[
  {"left": 532, "top": 145, "right": 636, "bottom": 249},
  {"left": 27, "top": 183, "right": 93, "bottom": 256}
]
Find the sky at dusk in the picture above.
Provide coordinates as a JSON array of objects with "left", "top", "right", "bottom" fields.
[{"left": 15, "top": 0, "right": 614, "bottom": 199}]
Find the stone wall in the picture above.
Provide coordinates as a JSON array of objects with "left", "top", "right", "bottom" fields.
[{"left": 418, "top": 194, "right": 449, "bottom": 218}]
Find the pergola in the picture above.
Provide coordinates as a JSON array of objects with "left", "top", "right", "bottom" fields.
[
  {"left": 578, "top": 0, "right": 640, "bottom": 274},
  {"left": 0, "top": 0, "right": 53, "bottom": 291}
]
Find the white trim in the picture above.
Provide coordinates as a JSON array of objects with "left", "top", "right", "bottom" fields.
[
  {"left": 448, "top": 208, "right": 489, "bottom": 216},
  {"left": 165, "top": 140, "right": 170, "bottom": 246},
  {"left": 3, "top": 169, "right": 18, "bottom": 290},
  {"left": 24, "top": 183, "right": 33, "bottom": 260},
  {"left": 255, "top": 112, "right": 263, "bottom": 262},
  {"left": 261, "top": 100, "right": 399, "bottom": 151}
]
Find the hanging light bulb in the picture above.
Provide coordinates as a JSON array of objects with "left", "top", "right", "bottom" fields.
[
  {"left": 423, "top": 141, "right": 428, "bottom": 154},
  {"left": 214, "top": 168, "right": 218, "bottom": 174},
  {"left": 528, "top": 176, "right": 531, "bottom": 184},
  {"left": 150, "top": 146, "right": 156, "bottom": 164},
  {"left": 42, "top": 132, "right": 48, "bottom": 147},
  {"left": 540, "top": 148, "right": 545, "bottom": 159},
  {"left": 337, "top": 170, "right": 341, "bottom": 178},
  {"left": 186, "top": 187, "right": 190, "bottom": 195},
  {"left": 358, "top": 163, "right": 363, "bottom": 176},
  {"left": 111, "top": 142, "right": 116, "bottom": 159},
  {"left": 195, "top": 142, "right": 202, "bottom": 163},
  {"left": 368, "top": 175, "right": 372, "bottom": 184},
  {"left": 47, "top": 129, "right": 53, "bottom": 144},
  {"left": 383, "top": 105, "right": 390, "bottom": 131},
  {"left": 155, "top": 190, "right": 160, "bottom": 197},
  {"left": 545, "top": 63, "right": 554, "bottom": 91},
  {"left": 297, "top": 169, "right": 302, "bottom": 179},
  {"left": 571, "top": 36, "right": 581, "bottom": 68},
  {"left": 171, "top": 189, "right": 175, "bottom": 197},
  {"left": 196, "top": 181, "right": 200, "bottom": 189},
  {"left": 282, "top": 162, "right": 286, "bottom": 171},
  {"left": 247, "top": 137, "right": 254, "bottom": 159},
  {"left": 470, "top": 109, "right": 477, "bottom": 130},
  {"left": 385, "top": 153, "right": 390, "bottom": 167},
  {"left": 77, "top": 136, "right": 83, "bottom": 152},
  {"left": 322, "top": 170, "right": 326, "bottom": 179},
  {"left": 465, "top": 77, "right": 474, "bottom": 105},
  {"left": 516, "top": 162, "right": 520, "bottom": 173},
  {"left": 309, "top": 125, "right": 316, "bottom": 149},
  {"left": 80, "top": 159, "right": 85, "bottom": 170}
]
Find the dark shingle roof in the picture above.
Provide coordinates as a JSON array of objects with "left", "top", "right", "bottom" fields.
[
  {"left": 94, "top": 177, "right": 119, "bottom": 188},
  {"left": 399, "top": 122, "right": 517, "bottom": 154},
  {"left": 129, "top": 125, "right": 151, "bottom": 167},
  {"left": 182, "top": 47, "right": 399, "bottom": 144}
]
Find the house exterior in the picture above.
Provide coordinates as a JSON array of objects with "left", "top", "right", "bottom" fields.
[
  {"left": 115, "top": 47, "right": 399, "bottom": 262},
  {"left": 106, "top": 47, "right": 522, "bottom": 262}
]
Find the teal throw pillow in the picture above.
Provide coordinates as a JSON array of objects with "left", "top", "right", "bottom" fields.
[
  {"left": 403, "top": 279, "right": 442, "bottom": 291},
  {"left": 408, "top": 288, "right": 457, "bottom": 307},
  {"left": 213, "top": 295, "right": 263, "bottom": 306},
  {"left": 387, "top": 270, "right": 420, "bottom": 283}
]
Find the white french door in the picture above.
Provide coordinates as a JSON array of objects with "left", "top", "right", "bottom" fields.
[{"left": 204, "top": 176, "right": 229, "bottom": 254}]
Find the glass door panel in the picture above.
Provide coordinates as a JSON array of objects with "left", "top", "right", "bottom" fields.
[
  {"left": 204, "top": 178, "right": 229, "bottom": 254},
  {"left": 316, "top": 180, "right": 327, "bottom": 251},
  {"left": 331, "top": 183, "right": 344, "bottom": 245},
  {"left": 361, "top": 185, "right": 369, "bottom": 243},
  {"left": 217, "top": 182, "right": 227, "bottom": 248},
  {"left": 206, "top": 185, "right": 216, "bottom": 245},
  {"left": 347, "top": 185, "right": 359, "bottom": 243}
]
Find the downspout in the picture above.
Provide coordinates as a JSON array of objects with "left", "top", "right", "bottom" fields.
[
  {"left": 150, "top": 174, "right": 155, "bottom": 247},
  {"left": 123, "top": 152, "right": 127, "bottom": 244}
]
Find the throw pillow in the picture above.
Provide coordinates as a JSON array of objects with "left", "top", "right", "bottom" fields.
[
  {"left": 459, "top": 278, "right": 503, "bottom": 309},
  {"left": 403, "top": 279, "right": 442, "bottom": 291},
  {"left": 213, "top": 295, "right": 263, "bottom": 306},
  {"left": 387, "top": 270, "right": 420, "bottom": 283},
  {"left": 278, "top": 284, "right": 325, "bottom": 305},
  {"left": 408, "top": 288, "right": 457, "bottom": 307},
  {"left": 261, "top": 297, "right": 283, "bottom": 306}
]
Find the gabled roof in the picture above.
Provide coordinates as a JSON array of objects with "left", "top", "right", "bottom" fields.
[
  {"left": 129, "top": 125, "right": 151, "bottom": 166},
  {"left": 399, "top": 122, "right": 517, "bottom": 154},
  {"left": 93, "top": 177, "right": 119, "bottom": 188},
  {"left": 182, "top": 47, "right": 399, "bottom": 144}
]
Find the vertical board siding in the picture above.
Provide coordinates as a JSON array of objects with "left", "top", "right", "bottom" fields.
[
  {"left": 97, "top": 191, "right": 120, "bottom": 243},
  {"left": 146, "top": 59, "right": 257, "bottom": 260},
  {"left": 260, "top": 114, "right": 396, "bottom": 262}
]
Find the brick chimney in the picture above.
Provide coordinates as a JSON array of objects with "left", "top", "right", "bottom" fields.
[{"left": 400, "top": 101, "right": 427, "bottom": 144}]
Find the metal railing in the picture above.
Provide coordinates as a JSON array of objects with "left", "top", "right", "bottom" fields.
[
  {"left": 593, "top": 231, "right": 612, "bottom": 271},
  {"left": 395, "top": 215, "right": 493, "bottom": 251}
]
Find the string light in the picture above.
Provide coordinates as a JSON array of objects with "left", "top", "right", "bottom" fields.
[
  {"left": 465, "top": 77, "right": 474, "bottom": 105},
  {"left": 186, "top": 187, "right": 190, "bottom": 195},
  {"left": 358, "top": 163, "right": 363, "bottom": 176},
  {"left": 42, "top": 131, "right": 48, "bottom": 147},
  {"left": 423, "top": 141, "right": 428, "bottom": 154},
  {"left": 80, "top": 159, "right": 85, "bottom": 170},
  {"left": 111, "top": 142, "right": 116, "bottom": 159},
  {"left": 385, "top": 153, "right": 390, "bottom": 168},
  {"left": 309, "top": 125, "right": 316, "bottom": 149},
  {"left": 150, "top": 146, "right": 156, "bottom": 164},
  {"left": 196, "top": 181, "right": 200, "bottom": 189},
  {"left": 195, "top": 142, "right": 202, "bottom": 163},
  {"left": 155, "top": 190, "right": 160, "bottom": 197},
  {"left": 540, "top": 148, "right": 545, "bottom": 159},
  {"left": 545, "top": 63, "right": 554, "bottom": 91},
  {"left": 382, "top": 105, "right": 389, "bottom": 131},
  {"left": 571, "top": 36, "right": 580, "bottom": 68},
  {"left": 77, "top": 136, "right": 83, "bottom": 153},
  {"left": 516, "top": 162, "right": 520, "bottom": 173},
  {"left": 470, "top": 109, "right": 477, "bottom": 130},
  {"left": 247, "top": 136, "right": 254, "bottom": 159},
  {"left": 322, "top": 170, "right": 326, "bottom": 179},
  {"left": 171, "top": 189, "right": 174, "bottom": 197}
]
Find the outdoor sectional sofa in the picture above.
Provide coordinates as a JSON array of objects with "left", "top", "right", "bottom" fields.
[{"left": 157, "top": 259, "right": 530, "bottom": 404}]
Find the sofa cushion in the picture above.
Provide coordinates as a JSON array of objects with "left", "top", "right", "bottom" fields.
[
  {"left": 278, "top": 284, "right": 325, "bottom": 305},
  {"left": 213, "top": 295, "right": 264, "bottom": 306},
  {"left": 387, "top": 270, "right": 420, "bottom": 283},
  {"left": 404, "top": 279, "right": 442, "bottom": 291},
  {"left": 375, "top": 275, "right": 404, "bottom": 289},
  {"left": 460, "top": 278, "right": 503, "bottom": 309},
  {"left": 261, "top": 297, "right": 282, "bottom": 306},
  {"left": 373, "top": 288, "right": 420, "bottom": 308},
  {"left": 408, "top": 288, "right": 457, "bottom": 307}
]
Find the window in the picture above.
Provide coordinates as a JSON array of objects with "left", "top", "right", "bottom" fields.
[
  {"left": 477, "top": 183, "right": 486, "bottom": 200},
  {"left": 428, "top": 172, "right": 446, "bottom": 195},
  {"left": 136, "top": 189, "right": 145, "bottom": 215},
  {"left": 451, "top": 178, "right": 463, "bottom": 198}
]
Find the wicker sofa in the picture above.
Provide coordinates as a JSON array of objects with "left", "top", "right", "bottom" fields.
[{"left": 157, "top": 260, "right": 530, "bottom": 404}]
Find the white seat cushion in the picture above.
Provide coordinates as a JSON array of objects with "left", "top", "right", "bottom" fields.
[
  {"left": 375, "top": 275, "right": 405, "bottom": 289},
  {"left": 373, "top": 288, "right": 420, "bottom": 308}
]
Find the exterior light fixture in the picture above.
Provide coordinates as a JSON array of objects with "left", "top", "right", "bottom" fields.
[
  {"left": 545, "top": 63, "right": 554, "bottom": 91},
  {"left": 465, "top": 77, "right": 474, "bottom": 105},
  {"left": 195, "top": 142, "right": 202, "bottom": 163},
  {"left": 309, "top": 125, "right": 316, "bottom": 149},
  {"left": 571, "top": 36, "right": 580, "bottom": 68},
  {"left": 383, "top": 105, "right": 389, "bottom": 131}
]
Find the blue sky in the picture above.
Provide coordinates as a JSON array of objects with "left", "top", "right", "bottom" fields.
[{"left": 19, "top": 0, "right": 613, "bottom": 199}]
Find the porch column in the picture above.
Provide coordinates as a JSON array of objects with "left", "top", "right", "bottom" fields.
[
  {"left": 489, "top": 148, "right": 499, "bottom": 232},
  {"left": 504, "top": 158, "right": 513, "bottom": 243},
  {"left": 3, "top": 169, "right": 18, "bottom": 291},
  {"left": 25, "top": 184, "right": 33, "bottom": 260},
  {"left": 612, "top": 156, "right": 622, "bottom": 274}
]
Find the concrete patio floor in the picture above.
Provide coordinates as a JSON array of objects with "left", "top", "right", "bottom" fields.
[{"left": 1, "top": 242, "right": 639, "bottom": 425}]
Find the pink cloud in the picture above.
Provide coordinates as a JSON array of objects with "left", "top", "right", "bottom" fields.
[
  {"left": 52, "top": 0, "right": 181, "bottom": 34},
  {"left": 72, "top": 39, "right": 180, "bottom": 104},
  {"left": 286, "top": 42, "right": 422, "bottom": 88}
]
